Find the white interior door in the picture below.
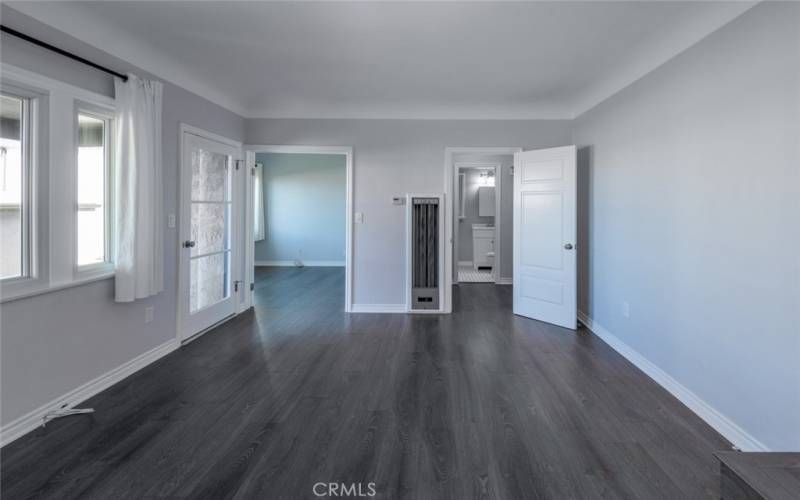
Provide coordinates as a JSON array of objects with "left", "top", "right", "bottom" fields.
[
  {"left": 513, "top": 146, "right": 577, "bottom": 329},
  {"left": 179, "top": 131, "right": 240, "bottom": 340}
]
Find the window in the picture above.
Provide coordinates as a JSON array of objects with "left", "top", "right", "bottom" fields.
[
  {"left": 1, "top": 64, "right": 116, "bottom": 302},
  {"left": 253, "top": 162, "right": 265, "bottom": 242},
  {"left": 0, "top": 92, "right": 30, "bottom": 280},
  {"left": 76, "top": 112, "right": 111, "bottom": 267}
]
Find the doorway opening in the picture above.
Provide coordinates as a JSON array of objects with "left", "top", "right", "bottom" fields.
[
  {"left": 444, "top": 147, "right": 521, "bottom": 313},
  {"left": 445, "top": 145, "right": 578, "bottom": 329},
  {"left": 243, "top": 145, "right": 354, "bottom": 313},
  {"left": 454, "top": 163, "right": 501, "bottom": 283}
]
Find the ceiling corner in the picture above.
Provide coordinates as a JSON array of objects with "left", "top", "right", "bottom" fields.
[{"left": 569, "top": 1, "right": 759, "bottom": 120}]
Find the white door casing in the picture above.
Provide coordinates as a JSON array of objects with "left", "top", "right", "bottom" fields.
[
  {"left": 513, "top": 145, "right": 577, "bottom": 329},
  {"left": 242, "top": 144, "right": 354, "bottom": 312},
  {"left": 178, "top": 126, "right": 242, "bottom": 341}
]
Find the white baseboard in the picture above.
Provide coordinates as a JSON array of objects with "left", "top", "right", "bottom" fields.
[
  {"left": 496, "top": 277, "right": 513, "bottom": 285},
  {"left": 255, "top": 260, "right": 345, "bottom": 267},
  {"left": 577, "top": 311, "right": 768, "bottom": 452},
  {"left": 0, "top": 338, "right": 179, "bottom": 447},
  {"left": 350, "top": 303, "right": 407, "bottom": 313}
]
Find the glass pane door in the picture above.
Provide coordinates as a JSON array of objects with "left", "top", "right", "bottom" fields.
[{"left": 189, "top": 146, "right": 232, "bottom": 313}]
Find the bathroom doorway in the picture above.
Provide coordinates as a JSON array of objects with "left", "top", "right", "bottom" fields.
[
  {"left": 454, "top": 163, "right": 500, "bottom": 283},
  {"left": 444, "top": 147, "right": 520, "bottom": 312}
]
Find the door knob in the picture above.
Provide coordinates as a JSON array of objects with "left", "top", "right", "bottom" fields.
[
  {"left": 564, "top": 243, "right": 574, "bottom": 250},
  {"left": 183, "top": 240, "right": 196, "bottom": 248}
]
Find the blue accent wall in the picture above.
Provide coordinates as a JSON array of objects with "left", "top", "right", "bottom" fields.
[{"left": 254, "top": 153, "right": 346, "bottom": 264}]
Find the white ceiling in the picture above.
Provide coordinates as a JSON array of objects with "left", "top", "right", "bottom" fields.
[{"left": 7, "top": 1, "right": 754, "bottom": 119}]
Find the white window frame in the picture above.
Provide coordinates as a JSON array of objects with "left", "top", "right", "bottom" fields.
[
  {"left": 0, "top": 89, "right": 32, "bottom": 279},
  {"left": 0, "top": 64, "right": 115, "bottom": 303},
  {"left": 73, "top": 103, "right": 115, "bottom": 279},
  {"left": 1, "top": 74, "right": 49, "bottom": 299}
]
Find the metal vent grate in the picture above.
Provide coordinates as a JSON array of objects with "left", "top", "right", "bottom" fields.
[{"left": 410, "top": 197, "right": 439, "bottom": 310}]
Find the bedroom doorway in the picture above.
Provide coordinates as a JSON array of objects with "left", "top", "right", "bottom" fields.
[{"left": 243, "top": 145, "right": 354, "bottom": 312}]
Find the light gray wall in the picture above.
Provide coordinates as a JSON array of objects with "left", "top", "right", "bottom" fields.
[
  {"left": 245, "top": 119, "right": 571, "bottom": 304},
  {"left": 573, "top": 2, "right": 800, "bottom": 451},
  {"left": 0, "top": 6, "right": 245, "bottom": 426},
  {"left": 254, "top": 152, "right": 346, "bottom": 263},
  {"left": 452, "top": 152, "right": 514, "bottom": 280}
]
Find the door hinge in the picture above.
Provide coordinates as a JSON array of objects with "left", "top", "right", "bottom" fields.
[
  {"left": 250, "top": 282, "right": 255, "bottom": 291},
  {"left": 234, "top": 280, "right": 243, "bottom": 292},
  {"left": 251, "top": 167, "right": 256, "bottom": 176},
  {"left": 235, "top": 160, "right": 243, "bottom": 170}
]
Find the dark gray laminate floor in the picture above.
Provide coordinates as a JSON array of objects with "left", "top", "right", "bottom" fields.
[{"left": 1, "top": 267, "right": 731, "bottom": 499}]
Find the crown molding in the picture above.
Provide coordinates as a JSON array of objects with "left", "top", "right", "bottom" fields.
[
  {"left": 238, "top": 104, "right": 573, "bottom": 121},
  {"left": 7, "top": 1, "right": 759, "bottom": 122}
]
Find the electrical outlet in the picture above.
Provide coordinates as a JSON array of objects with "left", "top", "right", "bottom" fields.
[
  {"left": 622, "top": 301, "right": 630, "bottom": 318},
  {"left": 145, "top": 306, "right": 154, "bottom": 323}
]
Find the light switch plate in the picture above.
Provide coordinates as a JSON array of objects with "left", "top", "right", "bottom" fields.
[
  {"left": 167, "top": 214, "right": 176, "bottom": 228},
  {"left": 145, "top": 306, "right": 154, "bottom": 323},
  {"left": 355, "top": 212, "right": 364, "bottom": 223}
]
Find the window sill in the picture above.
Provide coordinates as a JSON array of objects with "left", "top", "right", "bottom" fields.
[
  {"left": 75, "top": 262, "right": 115, "bottom": 280},
  {"left": 0, "top": 272, "right": 115, "bottom": 304}
]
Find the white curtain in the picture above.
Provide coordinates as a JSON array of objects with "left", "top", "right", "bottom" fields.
[
  {"left": 253, "top": 162, "right": 266, "bottom": 242},
  {"left": 113, "top": 74, "right": 164, "bottom": 302}
]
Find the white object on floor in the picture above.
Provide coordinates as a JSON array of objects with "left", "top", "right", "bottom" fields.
[{"left": 42, "top": 407, "right": 95, "bottom": 426}]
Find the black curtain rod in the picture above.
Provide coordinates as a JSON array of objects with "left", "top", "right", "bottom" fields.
[{"left": 1, "top": 25, "right": 128, "bottom": 81}]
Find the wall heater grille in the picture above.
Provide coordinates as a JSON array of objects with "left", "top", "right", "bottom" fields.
[{"left": 410, "top": 197, "right": 440, "bottom": 310}]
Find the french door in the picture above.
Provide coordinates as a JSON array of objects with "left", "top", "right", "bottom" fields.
[
  {"left": 179, "top": 129, "right": 241, "bottom": 341},
  {"left": 513, "top": 145, "right": 577, "bottom": 329}
]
